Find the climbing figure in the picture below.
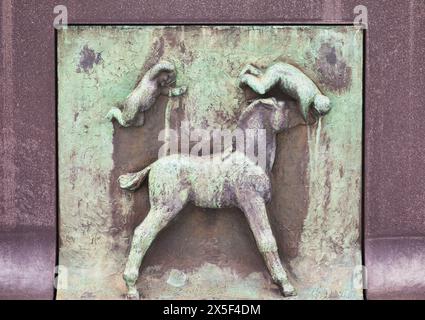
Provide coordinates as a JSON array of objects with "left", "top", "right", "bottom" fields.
[{"left": 106, "top": 61, "right": 187, "bottom": 127}]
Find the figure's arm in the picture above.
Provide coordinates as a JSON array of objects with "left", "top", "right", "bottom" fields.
[
  {"left": 106, "top": 107, "right": 130, "bottom": 127},
  {"left": 160, "top": 86, "right": 187, "bottom": 97}
]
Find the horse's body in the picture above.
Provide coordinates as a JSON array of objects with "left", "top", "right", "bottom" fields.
[{"left": 131, "top": 151, "right": 271, "bottom": 210}]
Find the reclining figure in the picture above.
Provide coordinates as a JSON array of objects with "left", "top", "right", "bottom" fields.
[{"left": 239, "top": 62, "right": 330, "bottom": 121}]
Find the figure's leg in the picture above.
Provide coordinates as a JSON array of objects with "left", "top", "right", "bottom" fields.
[
  {"left": 238, "top": 72, "right": 277, "bottom": 95},
  {"left": 170, "top": 86, "right": 187, "bottom": 97},
  {"left": 239, "top": 64, "right": 263, "bottom": 77},
  {"left": 106, "top": 107, "right": 129, "bottom": 127},
  {"left": 123, "top": 204, "right": 184, "bottom": 299},
  {"left": 238, "top": 192, "right": 296, "bottom": 297}
]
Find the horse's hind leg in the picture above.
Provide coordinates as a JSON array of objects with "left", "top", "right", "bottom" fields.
[
  {"left": 238, "top": 191, "right": 296, "bottom": 297},
  {"left": 123, "top": 203, "right": 185, "bottom": 299}
]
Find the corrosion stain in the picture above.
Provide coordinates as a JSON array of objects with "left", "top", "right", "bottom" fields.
[
  {"left": 162, "top": 27, "right": 180, "bottom": 48},
  {"left": 133, "top": 37, "right": 165, "bottom": 88},
  {"left": 76, "top": 45, "right": 102, "bottom": 73},
  {"left": 179, "top": 41, "right": 195, "bottom": 65},
  {"left": 315, "top": 43, "right": 351, "bottom": 92},
  {"left": 339, "top": 166, "right": 344, "bottom": 178},
  {"left": 270, "top": 124, "right": 310, "bottom": 261},
  {"left": 326, "top": 47, "right": 337, "bottom": 65}
]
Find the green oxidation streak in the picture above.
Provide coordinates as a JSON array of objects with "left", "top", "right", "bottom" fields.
[{"left": 296, "top": 28, "right": 363, "bottom": 300}]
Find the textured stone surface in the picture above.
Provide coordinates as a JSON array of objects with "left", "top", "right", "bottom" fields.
[{"left": 57, "top": 25, "right": 362, "bottom": 299}]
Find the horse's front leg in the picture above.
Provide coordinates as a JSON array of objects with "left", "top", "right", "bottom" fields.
[
  {"left": 123, "top": 204, "right": 185, "bottom": 299},
  {"left": 237, "top": 191, "right": 296, "bottom": 297}
]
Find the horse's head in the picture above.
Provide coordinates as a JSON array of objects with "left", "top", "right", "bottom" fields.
[{"left": 238, "top": 97, "right": 314, "bottom": 133}]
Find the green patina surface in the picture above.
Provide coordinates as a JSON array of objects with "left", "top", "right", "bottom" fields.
[{"left": 57, "top": 26, "right": 363, "bottom": 299}]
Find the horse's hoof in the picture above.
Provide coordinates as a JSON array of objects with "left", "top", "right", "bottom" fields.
[
  {"left": 126, "top": 291, "right": 140, "bottom": 300},
  {"left": 281, "top": 283, "right": 297, "bottom": 297}
]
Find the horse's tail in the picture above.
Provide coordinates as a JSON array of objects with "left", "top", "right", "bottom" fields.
[{"left": 118, "top": 166, "right": 151, "bottom": 191}]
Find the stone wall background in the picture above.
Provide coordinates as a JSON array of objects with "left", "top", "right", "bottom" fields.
[{"left": 57, "top": 26, "right": 363, "bottom": 299}]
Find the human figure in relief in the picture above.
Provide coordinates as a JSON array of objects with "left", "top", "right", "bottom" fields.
[
  {"left": 239, "top": 62, "right": 330, "bottom": 120},
  {"left": 106, "top": 61, "right": 187, "bottom": 127}
]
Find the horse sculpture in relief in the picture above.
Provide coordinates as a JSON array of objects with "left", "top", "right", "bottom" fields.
[{"left": 112, "top": 61, "right": 331, "bottom": 299}]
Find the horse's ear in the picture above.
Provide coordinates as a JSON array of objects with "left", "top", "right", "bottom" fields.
[
  {"left": 260, "top": 98, "right": 279, "bottom": 110},
  {"left": 238, "top": 98, "right": 281, "bottom": 129},
  {"left": 256, "top": 99, "right": 285, "bottom": 131}
]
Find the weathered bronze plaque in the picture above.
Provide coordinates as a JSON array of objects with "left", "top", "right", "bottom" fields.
[{"left": 57, "top": 25, "right": 363, "bottom": 299}]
